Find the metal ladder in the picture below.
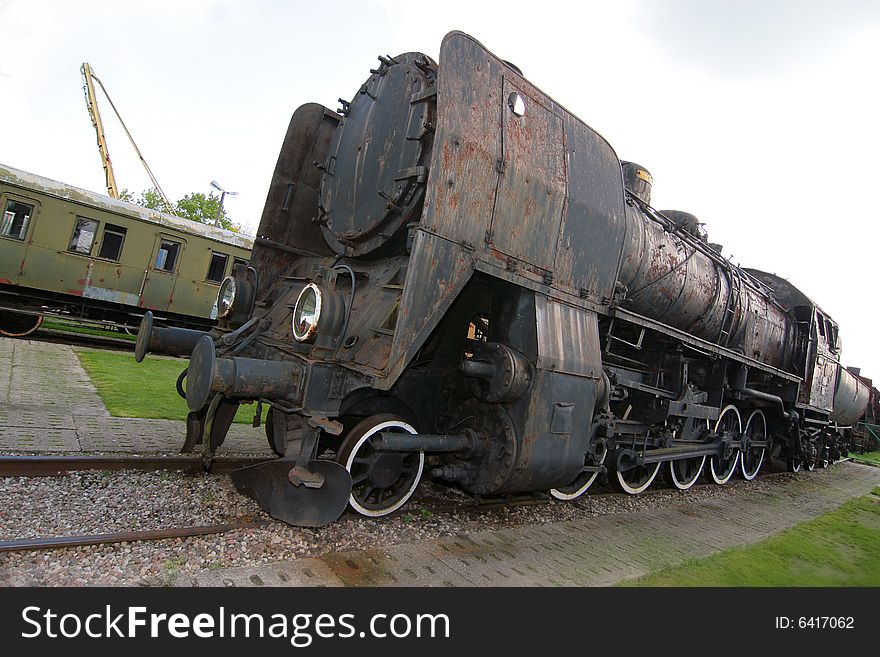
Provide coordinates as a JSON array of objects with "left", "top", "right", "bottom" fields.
[{"left": 718, "top": 266, "right": 742, "bottom": 347}]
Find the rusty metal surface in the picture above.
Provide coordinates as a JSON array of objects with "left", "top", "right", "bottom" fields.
[
  {"left": 386, "top": 29, "right": 629, "bottom": 388},
  {"left": 611, "top": 305, "right": 802, "bottom": 383},
  {"left": 511, "top": 367, "right": 600, "bottom": 492},
  {"left": 831, "top": 364, "right": 870, "bottom": 424},
  {"left": 534, "top": 296, "right": 601, "bottom": 378},
  {"left": 553, "top": 120, "right": 627, "bottom": 303},
  {"left": 249, "top": 104, "right": 338, "bottom": 292},
  {"left": 617, "top": 203, "right": 791, "bottom": 370},
  {"left": 384, "top": 230, "right": 475, "bottom": 387},
  {"left": 490, "top": 77, "right": 566, "bottom": 270},
  {"left": 421, "top": 33, "right": 502, "bottom": 250},
  {"left": 319, "top": 53, "right": 436, "bottom": 257},
  {"left": 744, "top": 269, "right": 852, "bottom": 410},
  {"left": 809, "top": 314, "right": 838, "bottom": 412},
  {"left": 421, "top": 31, "right": 626, "bottom": 308}
]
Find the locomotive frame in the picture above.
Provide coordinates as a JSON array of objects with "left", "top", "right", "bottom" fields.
[
  {"left": 136, "top": 31, "right": 869, "bottom": 527},
  {"left": 0, "top": 164, "right": 253, "bottom": 336}
]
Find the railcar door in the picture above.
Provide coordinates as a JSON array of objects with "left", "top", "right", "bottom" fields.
[
  {"left": 139, "top": 233, "right": 185, "bottom": 313},
  {"left": 81, "top": 222, "right": 142, "bottom": 306}
]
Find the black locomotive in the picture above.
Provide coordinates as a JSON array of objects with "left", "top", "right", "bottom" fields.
[{"left": 135, "top": 32, "right": 870, "bottom": 526}]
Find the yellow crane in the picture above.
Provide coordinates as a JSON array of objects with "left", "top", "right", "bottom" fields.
[{"left": 80, "top": 62, "right": 174, "bottom": 212}]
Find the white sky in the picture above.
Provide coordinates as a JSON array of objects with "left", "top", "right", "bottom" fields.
[{"left": 2, "top": 0, "right": 878, "bottom": 380}]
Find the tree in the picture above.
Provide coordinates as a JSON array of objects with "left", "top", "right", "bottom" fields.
[
  {"left": 119, "top": 187, "right": 242, "bottom": 232},
  {"left": 175, "top": 192, "right": 240, "bottom": 232},
  {"left": 141, "top": 188, "right": 171, "bottom": 213}
]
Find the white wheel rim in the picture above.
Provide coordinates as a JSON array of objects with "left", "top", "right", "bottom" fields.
[
  {"left": 710, "top": 452, "right": 740, "bottom": 484},
  {"left": 344, "top": 419, "right": 424, "bottom": 517},
  {"left": 551, "top": 445, "right": 607, "bottom": 500},
  {"left": 741, "top": 449, "right": 764, "bottom": 480},
  {"left": 710, "top": 404, "right": 741, "bottom": 484},
  {"left": 669, "top": 455, "right": 706, "bottom": 490},
  {"left": 550, "top": 471, "right": 600, "bottom": 500},
  {"left": 740, "top": 409, "right": 766, "bottom": 481},
  {"left": 616, "top": 461, "right": 661, "bottom": 494}
]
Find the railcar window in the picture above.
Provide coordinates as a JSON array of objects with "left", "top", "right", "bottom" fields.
[
  {"left": 1, "top": 200, "right": 33, "bottom": 240},
  {"left": 98, "top": 224, "right": 127, "bottom": 261},
  {"left": 827, "top": 321, "right": 838, "bottom": 350},
  {"left": 206, "top": 252, "right": 229, "bottom": 282},
  {"left": 816, "top": 311, "right": 826, "bottom": 340},
  {"left": 68, "top": 217, "right": 98, "bottom": 254},
  {"left": 154, "top": 239, "right": 181, "bottom": 272}
]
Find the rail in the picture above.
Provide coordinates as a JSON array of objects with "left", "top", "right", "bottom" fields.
[
  {"left": 0, "top": 455, "right": 273, "bottom": 477},
  {"left": 0, "top": 521, "right": 267, "bottom": 554}
]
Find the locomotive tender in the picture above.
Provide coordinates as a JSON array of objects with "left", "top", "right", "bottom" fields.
[{"left": 136, "top": 32, "right": 870, "bottom": 526}]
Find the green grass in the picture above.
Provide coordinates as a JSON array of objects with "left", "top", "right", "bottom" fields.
[
  {"left": 850, "top": 451, "right": 880, "bottom": 466},
  {"left": 75, "top": 348, "right": 258, "bottom": 423},
  {"left": 620, "top": 489, "right": 880, "bottom": 586},
  {"left": 41, "top": 318, "right": 137, "bottom": 341}
]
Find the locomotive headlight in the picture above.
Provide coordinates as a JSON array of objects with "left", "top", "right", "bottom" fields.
[
  {"left": 216, "top": 276, "right": 237, "bottom": 318},
  {"left": 292, "top": 283, "right": 322, "bottom": 342}
]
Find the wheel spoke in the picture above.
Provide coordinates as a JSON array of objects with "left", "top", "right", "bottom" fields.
[
  {"left": 337, "top": 415, "right": 425, "bottom": 517},
  {"left": 741, "top": 410, "right": 766, "bottom": 481},
  {"left": 710, "top": 405, "right": 741, "bottom": 484},
  {"left": 669, "top": 455, "right": 705, "bottom": 490},
  {"left": 616, "top": 461, "right": 660, "bottom": 494}
]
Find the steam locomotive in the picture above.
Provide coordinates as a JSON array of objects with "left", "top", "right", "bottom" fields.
[{"left": 135, "top": 31, "right": 870, "bottom": 527}]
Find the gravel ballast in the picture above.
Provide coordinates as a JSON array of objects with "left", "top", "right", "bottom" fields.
[{"left": 0, "top": 463, "right": 818, "bottom": 587}]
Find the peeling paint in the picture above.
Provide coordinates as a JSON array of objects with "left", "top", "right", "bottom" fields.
[{"left": 1, "top": 163, "right": 254, "bottom": 250}]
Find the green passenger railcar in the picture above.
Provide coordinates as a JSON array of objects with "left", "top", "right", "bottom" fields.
[{"left": 0, "top": 164, "right": 253, "bottom": 335}]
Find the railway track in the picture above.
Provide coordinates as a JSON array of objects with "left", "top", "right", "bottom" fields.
[
  {"left": 32, "top": 327, "right": 136, "bottom": 351},
  {"left": 0, "top": 453, "right": 847, "bottom": 555},
  {"left": 0, "top": 454, "right": 274, "bottom": 554},
  {"left": 0, "top": 521, "right": 267, "bottom": 554},
  {"left": 0, "top": 454, "right": 271, "bottom": 477},
  {"left": 416, "top": 461, "right": 838, "bottom": 515}
]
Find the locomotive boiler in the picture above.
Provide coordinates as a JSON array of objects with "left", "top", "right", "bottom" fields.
[{"left": 135, "top": 31, "right": 870, "bottom": 526}]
